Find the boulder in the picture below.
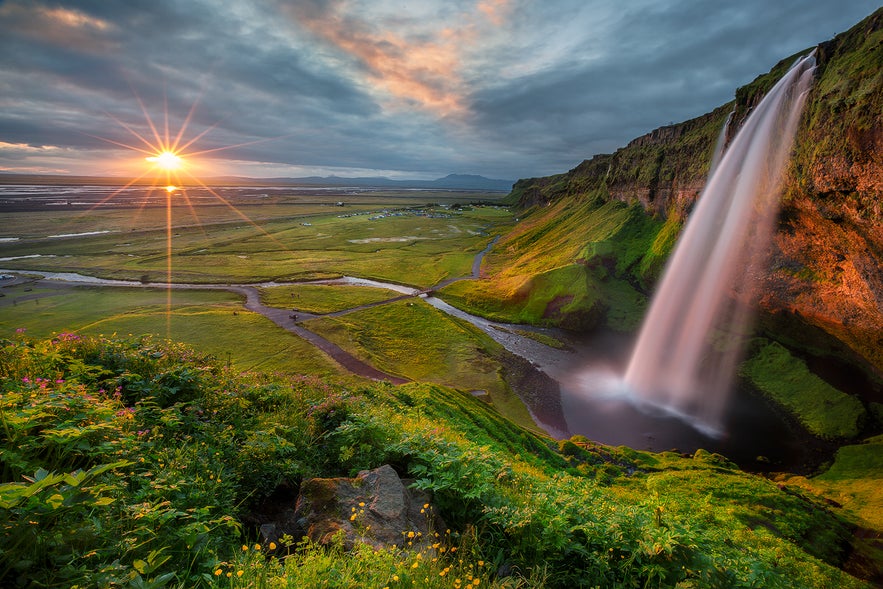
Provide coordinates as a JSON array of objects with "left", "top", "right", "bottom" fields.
[{"left": 258, "top": 465, "right": 443, "bottom": 551}]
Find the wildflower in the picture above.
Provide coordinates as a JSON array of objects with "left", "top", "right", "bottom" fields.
[
  {"left": 242, "top": 544, "right": 249, "bottom": 552},
  {"left": 478, "top": 561, "right": 484, "bottom": 567},
  {"left": 411, "top": 562, "right": 419, "bottom": 569},
  {"left": 407, "top": 531, "right": 415, "bottom": 539},
  {"left": 269, "top": 542, "right": 277, "bottom": 550},
  {"left": 393, "top": 575, "right": 399, "bottom": 581},
  {"left": 474, "top": 579, "right": 480, "bottom": 586},
  {"left": 237, "top": 570, "right": 244, "bottom": 577},
  {"left": 254, "top": 543, "right": 261, "bottom": 550},
  {"left": 423, "top": 503, "right": 429, "bottom": 509},
  {"left": 214, "top": 569, "right": 222, "bottom": 576},
  {"left": 358, "top": 501, "right": 365, "bottom": 507},
  {"left": 226, "top": 572, "right": 232, "bottom": 578}
]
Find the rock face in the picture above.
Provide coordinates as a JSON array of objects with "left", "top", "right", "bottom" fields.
[
  {"left": 505, "top": 8, "right": 883, "bottom": 374},
  {"left": 257, "top": 465, "right": 443, "bottom": 551}
]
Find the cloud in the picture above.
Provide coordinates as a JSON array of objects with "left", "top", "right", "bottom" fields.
[{"left": 277, "top": 0, "right": 515, "bottom": 117}]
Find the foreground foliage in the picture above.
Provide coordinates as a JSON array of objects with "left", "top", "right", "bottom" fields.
[{"left": 0, "top": 335, "right": 874, "bottom": 588}]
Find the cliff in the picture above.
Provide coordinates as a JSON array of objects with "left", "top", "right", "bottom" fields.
[{"left": 466, "top": 8, "right": 883, "bottom": 377}]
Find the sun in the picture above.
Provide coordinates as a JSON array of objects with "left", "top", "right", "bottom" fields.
[{"left": 146, "top": 150, "right": 183, "bottom": 171}]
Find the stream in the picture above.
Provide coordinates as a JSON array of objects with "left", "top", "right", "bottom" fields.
[{"left": 1, "top": 252, "right": 817, "bottom": 470}]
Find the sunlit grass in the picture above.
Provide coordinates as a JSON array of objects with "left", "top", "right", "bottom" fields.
[
  {"left": 0, "top": 334, "right": 873, "bottom": 588},
  {"left": 0, "top": 205, "right": 514, "bottom": 287},
  {"left": 303, "top": 299, "right": 539, "bottom": 432},
  {"left": 260, "top": 283, "right": 401, "bottom": 314}
]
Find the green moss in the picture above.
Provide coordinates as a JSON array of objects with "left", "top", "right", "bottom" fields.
[{"left": 740, "top": 341, "right": 866, "bottom": 439}]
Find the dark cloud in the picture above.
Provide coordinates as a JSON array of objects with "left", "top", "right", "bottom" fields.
[{"left": 0, "top": 0, "right": 879, "bottom": 179}]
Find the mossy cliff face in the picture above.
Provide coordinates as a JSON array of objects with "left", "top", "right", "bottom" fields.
[{"left": 501, "top": 8, "right": 882, "bottom": 374}]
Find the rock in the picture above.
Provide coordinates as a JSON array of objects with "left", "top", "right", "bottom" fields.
[{"left": 258, "top": 465, "right": 443, "bottom": 551}]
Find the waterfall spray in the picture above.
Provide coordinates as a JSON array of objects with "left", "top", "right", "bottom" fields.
[{"left": 621, "top": 54, "right": 816, "bottom": 434}]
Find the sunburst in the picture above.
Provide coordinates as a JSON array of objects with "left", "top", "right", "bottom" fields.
[{"left": 84, "top": 88, "right": 290, "bottom": 336}]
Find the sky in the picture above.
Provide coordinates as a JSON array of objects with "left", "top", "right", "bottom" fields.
[{"left": 0, "top": 0, "right": 879, "bottom": 182}]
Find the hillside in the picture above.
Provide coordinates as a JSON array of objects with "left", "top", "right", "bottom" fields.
[
  {"left": 1, "top": 334, "right": 879, "bottom": 587},
  {"left": 443, "top": 8, "right": 883, "bottom": 380}
]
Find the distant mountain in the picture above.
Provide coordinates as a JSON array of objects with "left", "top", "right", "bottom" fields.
[
  {"left": 211, "top": 173, "right": 514, "bottom": 191},
  {"left": 0, "top": 172, "right": 514, "bottom": 192}
]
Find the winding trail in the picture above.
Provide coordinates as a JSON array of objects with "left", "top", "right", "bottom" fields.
[{"left": 0, "top": 235, "right": 569, "bottom": 388}]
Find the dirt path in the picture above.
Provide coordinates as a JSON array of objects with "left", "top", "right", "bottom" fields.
[{"left": 0, "top": 234, "right": 558, "bottom": 392}]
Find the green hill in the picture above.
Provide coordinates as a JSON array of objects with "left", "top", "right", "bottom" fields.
[{"left": 1, "top": 334, "right": 878, "bottom": 588}]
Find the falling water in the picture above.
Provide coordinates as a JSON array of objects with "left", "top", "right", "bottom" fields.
[{"left": 621, "top": 54, "right": 817, "bottom": 433}]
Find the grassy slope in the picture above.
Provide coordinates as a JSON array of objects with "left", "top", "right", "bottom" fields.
[
  {"left": 0, "top": 335, "right": 874, "bottom": 588},
  {"left": 440, "top": 193, "right": 668, "bottom": 331},
  {"left": 302, "top": 299, "right": 539, "bottom": 432}
]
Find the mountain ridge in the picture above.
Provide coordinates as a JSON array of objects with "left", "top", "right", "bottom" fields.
[{"left": 0, "top": 172, "right": 514, "bottom": 192}]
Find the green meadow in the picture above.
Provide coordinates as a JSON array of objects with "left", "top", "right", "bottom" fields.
[
  {"left": 0, "top": 203, "right": 513, "bottom": 286},
  {"left": 0, "top": 196, "right": 526, "bottom": 420}
]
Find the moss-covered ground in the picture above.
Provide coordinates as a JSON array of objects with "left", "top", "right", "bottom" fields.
[
  {"left": 740, "top": 340, "right": 867, "bottom": 439},
  {"left": 1, "top": 334, "right": 878, "bottom": 588}
]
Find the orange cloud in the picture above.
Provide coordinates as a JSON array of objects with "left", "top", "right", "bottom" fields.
[
  {"left": 0, "top": 2, "right": 112, "bottom": 52},
  {"left": 284, "top": 1, "right": 512, "bottom": 117},
  {"left": 477, "top": 0, "right": 511, "bottom": 26}
]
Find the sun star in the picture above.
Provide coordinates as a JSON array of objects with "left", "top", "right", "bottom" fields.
[{"left": 147, "top": 150, "right": 183, "bottom": 171}]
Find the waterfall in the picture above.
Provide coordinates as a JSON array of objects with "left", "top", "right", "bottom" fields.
[{"left": 622, "top": 54, "right": 816, "bottom": 433}]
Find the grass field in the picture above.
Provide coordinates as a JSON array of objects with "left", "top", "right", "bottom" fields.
[
  {"left": 0, "top": 195, "right": 533, "bottom": 422},
  {"left": 0, "top": 282, "right": 345, "bottom": 377},
  {"left": 259, "top": 283, "right": 401, "bottom": 313},
  {"left": 303, "top": 298, "right": 540, "bottom": 432},
  {"left": 0, "top": 203, "right": 514, "bottom": 286}
]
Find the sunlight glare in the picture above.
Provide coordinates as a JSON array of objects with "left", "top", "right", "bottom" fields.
[
  {"left": 164, "top": 185, "right": 177, "bottom": 193},
  {"left": 147, "top": 150, "right": 183, "bottom": 170}
]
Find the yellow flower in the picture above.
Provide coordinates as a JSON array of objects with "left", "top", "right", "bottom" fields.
[
  {"left": 411, "top": 561, "right": 419, "bottom": 569},
  {"left": 474, "top": 579, "right": 480, "bottom": 586},
  {"left": 214, "top": 569, "right": 222, "bottom": 576},
  {"left": 393, "top": 575, "right": 399, "bottom": 581},
  {"left": 478, "top": 561, "right": 484, "bottom": 566},
  {"left": 407, "top": 531, "right": 415, "bottom": 538},
  {"left": 358, "top": 501, "right": 365, "bottom": 507},
  {"left": 423, "top": 503, "right": 429, "bottom": 509},
  {"left": 241, "top": 544, "right": 249, "bottom": 551},
  {"left": 254, "top": 543, "right": 261, "bottom": 550},
  {"left": 269, "top": 542, "right": 277, "bottom": 550},
  {"left": 237, "top": 570, "right": 244, "bottom": 578}
]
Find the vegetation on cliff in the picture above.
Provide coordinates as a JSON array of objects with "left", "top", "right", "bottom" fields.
[
  {"left": 1, "top": 334, "right": 877, "bottom": 588},
  {"left": 458, "top": 9, "right": 883, "bottom": 446}
]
